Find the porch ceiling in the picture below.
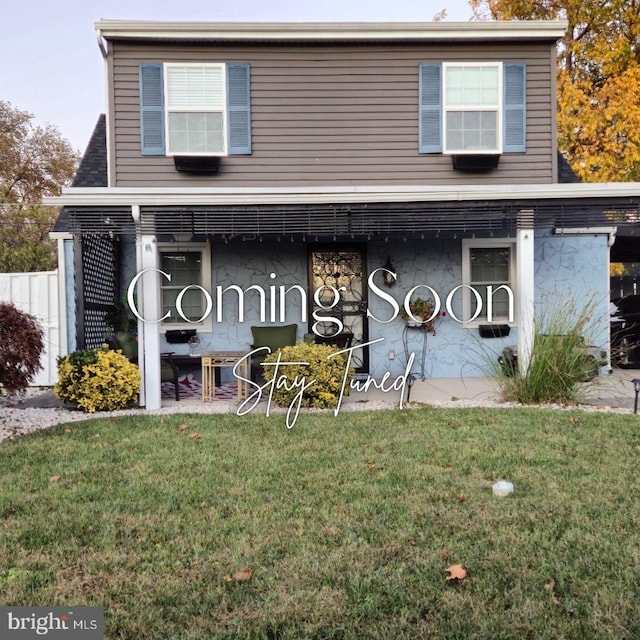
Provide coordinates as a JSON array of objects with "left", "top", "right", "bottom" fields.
[{"left": 60, "top": 197, "right": 640, "bottom": 238}]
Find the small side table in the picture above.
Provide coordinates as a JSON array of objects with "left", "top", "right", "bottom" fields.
[{"left": 202, "top": 351, "right": 250, "bottom": 401}]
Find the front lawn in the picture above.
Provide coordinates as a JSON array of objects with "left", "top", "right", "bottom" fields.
[{"left": 1, "top": 408, "right": 638, "bottom": 639}]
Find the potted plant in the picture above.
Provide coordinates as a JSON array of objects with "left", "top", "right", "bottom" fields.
[{"left": 399, "top": 296, "right": 437, "bottom": 334}]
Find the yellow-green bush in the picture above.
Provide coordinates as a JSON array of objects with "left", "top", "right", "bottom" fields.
[
  {"left": 262, "top": 341, "right": 354, "bottom": 409},
  {"left": 55, "top": 346, "right": 140, "bottom": 412}
]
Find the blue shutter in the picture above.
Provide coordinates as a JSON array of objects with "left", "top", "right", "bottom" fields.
[
  {"left": 227, "top": 63, "right": 251, "bottom": 155},
  {"left": 139, "top": 63, "right": 165, "bottom": 155},
  {"left": 419, "top": 63, "right": 442, "bottom": 154},
  {"left": 503, "top": 63, "right": 526, "bottom": 153}
]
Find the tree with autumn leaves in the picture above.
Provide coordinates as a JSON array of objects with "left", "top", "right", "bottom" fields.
[
  {"left": 471, "top": 0, "right": 640, "bottom": 183},
  {"left": 0, "top": 100, "right": 79, "bottom": 272}
]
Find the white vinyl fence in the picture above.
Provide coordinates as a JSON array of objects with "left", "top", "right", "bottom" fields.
[{"left": 0, "top": 270, "right": 59, "bottom": 386}]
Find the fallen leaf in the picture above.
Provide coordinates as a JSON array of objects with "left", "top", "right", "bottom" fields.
[
  {"left": 233, "top": 569, "right": 252, "bottom": 582},
  {"left": 367, "top": 463, "right": 380, "bottom": 472},
  {"left": 63, "top": 428, "right": 72, "bottom": 434},
  {"left": 177, "top": 424, "right": 188, "bottom": 431},
  {"left": 544, "top": 578, "right": 563, "bottom": 606},
  {"left": 223, "top": 574, "right": 232, "bottom": 583},
  {"left": 49, "top": 475, "right": 61, "bottom": 483},
  {"left": 569, "top": 417, "right": 579, "bottom": 425},
  {"left": 441, "top": 549, "right": 450, "bottom": 561},
  {"left": 408, "top": 538, "right": 417, "bottom": 546},
  {"left": 445, "top": 564, "right": 467, "bottom": 581},
  {"left": 458, "top": 493, "right": 468, "bottom": 502},
  {"left": 188, "top": 433, "right": 202, "bottom": 440}
]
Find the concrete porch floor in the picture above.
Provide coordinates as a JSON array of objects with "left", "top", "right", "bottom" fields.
[{"left": 160, "top": 367, "right": 640, "bottom": 412}]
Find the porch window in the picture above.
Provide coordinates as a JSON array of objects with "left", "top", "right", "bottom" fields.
[
  {"left": 461, "top": 239, "right": 516, "bottom": 324},
  {"left": 159, "top": 243, "right": 212, "bottom": 331}
]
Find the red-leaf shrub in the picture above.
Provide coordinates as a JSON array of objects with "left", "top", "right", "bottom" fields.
[{"left": 0, "top": 302, "right": 45, "bottom": 395}]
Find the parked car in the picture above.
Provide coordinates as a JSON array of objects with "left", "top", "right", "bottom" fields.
[{"left": 610, "top": 295, "right": 640, "bottom": 367}]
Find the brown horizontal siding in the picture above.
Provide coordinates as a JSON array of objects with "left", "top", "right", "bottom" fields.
[{"left": 111, "top": 41, "right": 555, "bottom": 187}]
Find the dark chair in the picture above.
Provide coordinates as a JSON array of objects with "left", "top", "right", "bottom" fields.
[
  {"left": 105, "top": 331, "right": 181, "bottom": 401},
  {"left": 250, "top": 324, "right": 298, "bottom": 381}
]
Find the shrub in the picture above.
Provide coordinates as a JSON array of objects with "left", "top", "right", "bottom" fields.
[
  {"left": 497, "top": 300, "right": 605, "bottom": 405},
  {"left": 55, "top": 346, "right": 140, "bottom": 412},
  {"left": 0, "top": 302, "right": 45, "bottom": 395},
  {"left": 262, "top": 341, "right": 354, "bottom": 409}
]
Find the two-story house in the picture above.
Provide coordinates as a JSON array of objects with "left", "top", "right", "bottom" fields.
[{"left": 48, "top": 20, "right": 640, "bottom": 409}]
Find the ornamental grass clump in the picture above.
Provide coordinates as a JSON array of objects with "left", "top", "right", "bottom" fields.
[
  {"left": 498, "top": 300, "right": 604, "bottom": 405},
  {"left": 55, "top": 346, "right": 140, "bottom": 412},
  {"left": 262, "top": 341, "right": 354, "bottom": 409}
]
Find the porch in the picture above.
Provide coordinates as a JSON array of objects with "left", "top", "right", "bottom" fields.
[{"left": 48, "top": 184, "right": 640, "bottom": 411}]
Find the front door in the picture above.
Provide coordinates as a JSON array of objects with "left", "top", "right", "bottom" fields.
[{"left": 308, "top": 245, "right": 369, "bottom": 373}]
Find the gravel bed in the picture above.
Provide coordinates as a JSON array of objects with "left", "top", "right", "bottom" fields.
[{"left": 0, "top": 388, "right": 632, "bottom": 444}]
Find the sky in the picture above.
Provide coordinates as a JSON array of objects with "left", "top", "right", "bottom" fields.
[{"left": 0, "top": 0, "right": 473, "bottom": 153}]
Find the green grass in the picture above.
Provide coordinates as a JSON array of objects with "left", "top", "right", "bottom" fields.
[{"left": 1, "top": 408, "right": 639, "bottom": 639}]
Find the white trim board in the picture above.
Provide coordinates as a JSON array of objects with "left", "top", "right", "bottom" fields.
[
  {"left": 45, "top": 183, "right": 640, "bottom": 208},
  {"left": 96, "top": 20, "right": 568, "bottom": 43}
]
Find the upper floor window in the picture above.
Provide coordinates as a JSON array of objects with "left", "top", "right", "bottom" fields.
[
  {"left": 443, "top": 63, "right": 501, "bottom": 154},
  {"left": 419, "top": 61, "right": 526, "bottom": 155},
  {"left": 139, "top": 63, "right": 251, "bottom": 157},
  {"left": 165, "top": 64, "right": 227, "bottom": 155}
]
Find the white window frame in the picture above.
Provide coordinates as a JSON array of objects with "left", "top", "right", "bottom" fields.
[
  {"left": 443, "top": 62, "right": 503, "bottom": 155},
  {"left": 158, "top": 242, "right": 213, "bottom": 332},
  {"left": 461, "top": 238, "right": 516, "bottom": 327},
  {"left": 163, "top": 63, "right": 228, "bottom": 157}
]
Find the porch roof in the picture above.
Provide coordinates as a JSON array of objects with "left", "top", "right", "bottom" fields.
[{"left": 54, "top": 192, "right": 640, "bottom": 238}]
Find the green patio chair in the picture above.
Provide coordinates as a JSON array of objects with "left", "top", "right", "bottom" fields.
[{"left": 250, "top": 324, "right": 298, "bottom": 381}]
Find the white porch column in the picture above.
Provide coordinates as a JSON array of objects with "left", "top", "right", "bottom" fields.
[
  {"left": 138, "top": 234, "right": 162, "bottom": 410},
  {"left": 516, "top": 221, "right": 535, "bottom": 374},
  {"left": 53, "top": 234, "right": 70, "bottom": 356},
  {"left": 131, "top": 203, "right": 162, "bottom": 410}
]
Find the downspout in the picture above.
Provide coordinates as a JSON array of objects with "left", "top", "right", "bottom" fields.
[
  {"left": 606, "top": 227, "right": 617, "bottom": 373},
  {"left": 96, "top": 27, "right": 108, "bottom": 59}
]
